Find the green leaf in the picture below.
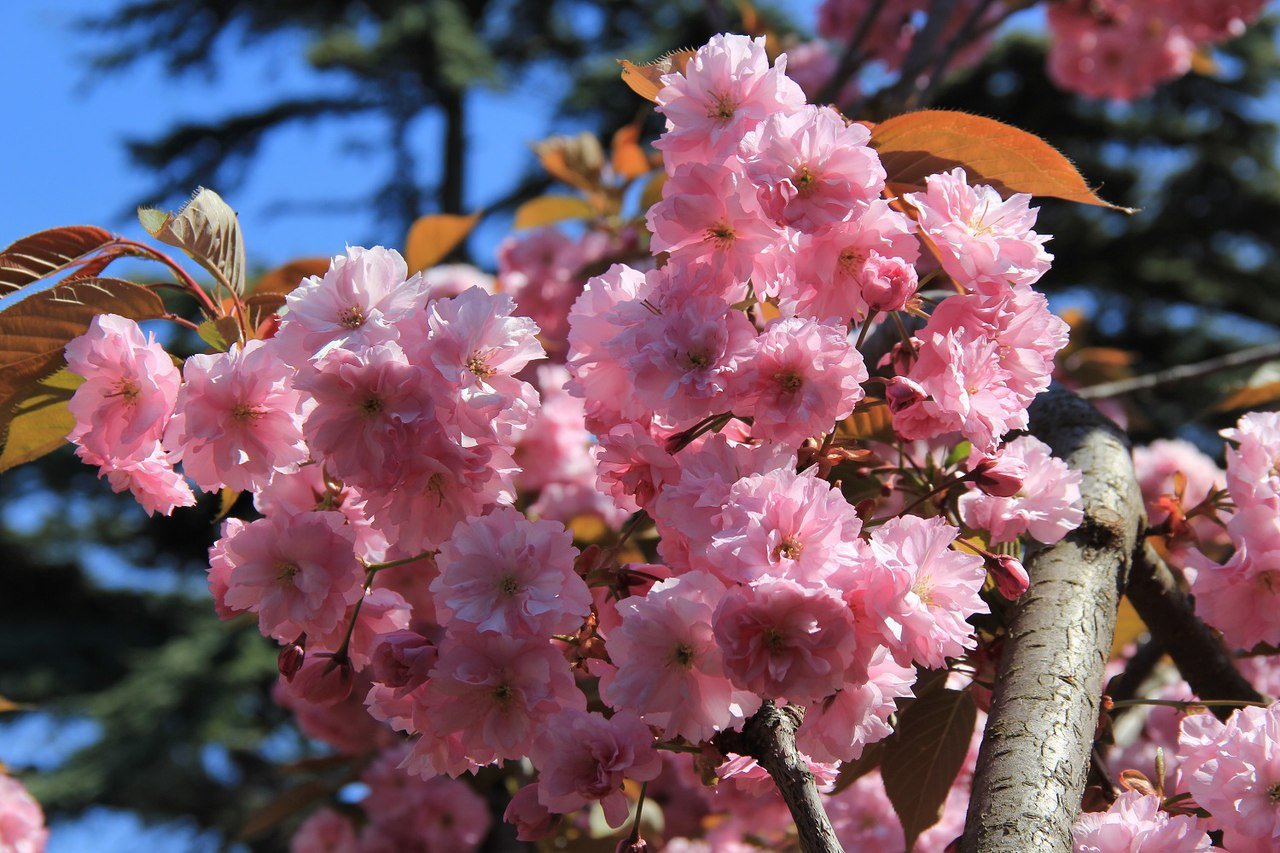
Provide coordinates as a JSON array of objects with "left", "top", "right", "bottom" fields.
[
  {"left": 0, "top": 226, "right": 116, "bottom": 298},
  {"left": 881, "top": 688, "right": 977, "bottom": 851},
  {"left": 0, "top": 368, "right": 83, "bottom": 473},
  {"left": 196, "top": 316, "right": 242, "bottom": 352},
  {"left": 139, "top": 187, "right": 246, "bottom": 293},
  {"left": 944, "top": 441, "right": 973, "bottom": 468}
]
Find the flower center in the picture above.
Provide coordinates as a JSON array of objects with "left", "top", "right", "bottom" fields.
[
  {"left": 277, "top": 563, "right": 300, "bottom": 584},
  {"left": 671, "top": 642, "right": 696, "bottom": 668},
  {"left": 1269, "top": 783, "right": 1280, "bottom": 803},
  {"left": 763, "top": 627, "right": 788, "bottom": 651},
  {"left": 773, "top": 537, "right": 804, "bottom": 561},
  {"left": 232, "top": 402, "right": 268, "bottom": 423},
  {"left": 912, "top": 576, "right": 935, "bottom": 607},
  {"left": 838, "top": 247, "right": 866, "bottom": 276},
  {"left": 338, "top": 306, "right": 365, "bottom": 329},
  {"left": 776, "top": 371, "right": 803, "bottom": 393},
  {"left": 706, "top": 222, "right": 736, "bottom": 248},
  {"left": 685, "top": 350, "right": 711, "bottom": 370},
  {"left": 498, "top": 574, "right": 521, "bottom": 596},
  {"left": 794, "top": 164, "right": 818, "bottom": 197},
  {"left": 107, "top": 379, "right": 140, "bottom": 403},
  {"left": 708, "top": 92, "right": 737, "bottom": 122},
  {"left": 492, "top": 682, "right": 514, "bottom": 708},
  {"left": 466, "top": 352, "right": 496, "bottom": 380},
  {"left": 360, "top": 396, "right": 383, "bottom": 417}
]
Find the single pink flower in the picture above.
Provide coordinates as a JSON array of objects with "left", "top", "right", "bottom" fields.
[
  {"left": 1071, "top": 790, "right": 1211, "bottom": 853},
  {"left": 1178, "top": 702, "right": 1280, "bottom": 845},
  {"left": 503, "top": 783, "right": 560, "bottom": 841},
  {"left": 0, "top": 774, "right": 48, "bottom": 853},
  {"left": 959, "top": 435, "right": 1084, "bottom": 544},
  {"left": 289, "top": 807, "right": 357, "bottom": 853},
  {"left": 796, "top": 646, "right": 917, "bottom": 763}
]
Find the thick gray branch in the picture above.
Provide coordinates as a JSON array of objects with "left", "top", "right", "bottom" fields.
[
  {"left": 1126, "top": 541, "right": 1262, "bottom": 719},
  {"left": 962, "top": 389, "right": 1145, "bottom": 853},
  {"left": 715, "top": 703, "right": 842, "bottom": 853}
]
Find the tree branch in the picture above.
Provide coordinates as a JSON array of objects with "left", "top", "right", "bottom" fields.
[
  {"left": 1077, "top": 340, "right": 1280, "bottom": 400},
  {"left": 962, "top": 388, "right": 1145, "bottom": 852},
  {"left": 1124, "top": 540, "right": 1262, "bottom": 720},
  {"left": 714, "top": 702, "right": 842, "bottom": 853}
]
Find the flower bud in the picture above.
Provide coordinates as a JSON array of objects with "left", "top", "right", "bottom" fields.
[
  {"left": 504, "top": 783, "right": 560, "bottom": 842},
  {"left": 291, "top": 653, "right": 354, "bottom": 705},
  {"left": 885, "top": 376, "right": 927, "bottom": 413},
  {"left": 860, "top": 251, "right": 919, "bottom": 313},
  {"left": 990, "top": 553, "right": 1030, "bottom": 600},
  {"left": 970, "top": 454, "right": 1029, "bottom": 497},
  {"left": 370, "top": 629, "right": 436, "bottom": 692},
  {"left": 277, "top": 637, "right": 305, "bottom": 682}
]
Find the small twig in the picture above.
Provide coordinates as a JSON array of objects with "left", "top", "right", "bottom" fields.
[
  {"left": 1078, "top": 340, "right": 1280, "bottom": 401},
  {"left": 1108, "top": 697, "right": 1269, "bottom": 711},
  {"left": 817, "top": 0, "right": 889, "bottom": 105},
  {"left": 361, "top": 550, "right": 436, "bottom": 573}
]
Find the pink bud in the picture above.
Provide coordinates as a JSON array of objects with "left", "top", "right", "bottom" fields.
[
  {"left": 503, "top": 783, "right": 560, "bottom": 842},
  {"left": 617, "top": 839, "right": 650, "bottom": 853},
  {"left": 290, "top": 653, "right": 354, "bottom": 705},
  {"left": 971, "top": 454, "right": 1029, "bottom": 497},
  {"left": 277, "top": 638, "right": 305, "bottom": 682},
  {"left": 885, "top": 376, "right": 927, "bottom": 413},
  {"left": 991, "top": 554, "right": 1030, "bottom": 600},
  {"left": 860, "top": 251, "right": 919, "bottom": 313},
  {"left": 370, "top": 629, "right": 436, "bottom": 691}
]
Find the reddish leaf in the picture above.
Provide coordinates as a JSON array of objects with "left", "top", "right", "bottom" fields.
[
  {"left": 871, "top": 110, "right": 1131, "bottom": 211},
  {"left": 0, "top": 226, "right": 116, "bottom": 297},
  {"left": 618, "top": 50, "right": 697, "bottom": 103},
  {"left": 404, "top": 213, "right": 480, "bottom": 273},
  {"left": 882, "top": 688, "right": 978, "bottom": 851},
  {"left": 831, "top": 739, "right": 886, "bottom": 794},
  {"left": 253, "top": 257, "right": 330, "bottom": 297}
]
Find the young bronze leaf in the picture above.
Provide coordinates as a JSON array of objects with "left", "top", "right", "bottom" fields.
[
  {"left": 253, "top": 257, "right": 331, "bottom": 296},
  {"left": 611, "top": 123, "right": 652, "bottom": 180},
  {"left": 404, "top": 212, "right": 481, "bottom": 273},
  {"left": 871, "top": 110, "right": 1132, "bottom": 211},
  {"left": 514, "top": 195, "right": 596, "bottom": 230},
  {"left": 0, "top": 368, "right": 83, "bottom": 473},
  {"left": 0, "top": 226, "right": 116, "bottom": 297},
  {"left": 618, "top": 49, "right": 696, "bottom": 102},
  {"left": 1215, "top": 379, "right": 1280, "bottom": 413},
  {"left": 0, "top": 278, "right": 166, "bottom": 407},
  {"left": 139, "top": 187, "right": 247, "bottom": 293},
  {"left": 881, "top": 687, "right": 977, "bottom": 851}
]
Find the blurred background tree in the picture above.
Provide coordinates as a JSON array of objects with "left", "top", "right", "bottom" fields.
[{"left": 1, "top": 1, "right": 1278, "bottom": 850}]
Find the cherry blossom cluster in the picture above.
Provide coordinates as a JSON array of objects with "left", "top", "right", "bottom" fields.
[
  {"left": 0, "top": 774, "right": 47, "bottom": 853},
  {"left": 51, "top": 31, "right": 1102, "bottom": 852},
  {"left": 802, "top": 0, "right": 1265, "bottom": 104}
]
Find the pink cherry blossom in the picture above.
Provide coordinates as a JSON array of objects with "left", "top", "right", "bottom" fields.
[
  {"left": 65, "top": 313, "right": 181, "bottom": 463},
  {"left": 712, "top": 577, "right": 859, "bottom": 703},
  {"left": 1071, "top": 790, "right": 1211, "bottom": 853},
  {"left": 1047, "top": 2, "right": 1194, "bottom": 101},
  {"left": 1184, "top": 506, "right": 1280, "bottom": 651},
  {"left": 854, "top": 515, "right": 989, "bottom": 668},
  {"left": 515, "top": 365, "right": 594, "bottom": 491},
  {"left": 654, "top": 33, "right": 805, "bottom": 170},
  {"left": 311, "top": 587, "right": 411, "bottom": 669},
  {"left": 431, "top": 507, "right": 590, "bottom": 637},
  {"left": 796, "top": 646, "right": 917, "bottom": 763},
  {"left": 599, "top": 571, "right": 761, "bottom": 743},
  {"left": 503, "top": 783, "right": 560, "bottom": 841},
  {"left": 275, "top": 245, "right": 426, "bottom": 362},
  {"left": 530, "top": 709, "right": 662, "bottom": 828},
  {"left": 369, "top": 629, "right": 436, "bottom": 695},
  {"left": 594, "top": 423, "right": 680, "bottom": 512},
  {"left": 959, "top": 435, "right": 1084, "bottom": 544},
  {"left": 0, "top": 774, "right": 47, "bottom": 853},
  {"left": 290, "top": 807, "right": 357, "bottom": 853},
  {"left": 218, "top": 512, "right": 365, "bottom": 642},
  {"left": 741, "top": 317, "right": 867, "bottom": 445},
  {"left": 1133, "top": 437, "right": 1226, "bottom": 547},
  {"left": 742, "top": 105, "right": 885, "bottom": 231},
  {"left": 905, "top": 167, "right": 1052, "bottom": 292},
  {"left": 76, "top": 440, "right": 195, "bottom": 517},
  {"left": 1223, "top": 410, "right": 1280, "bottom": 513},
  {"left": 708, "top": 467, "right": 865, "bottom": 587},
  {"left": 420, "top": 633, "right": 586, "bottom": 766},
  {"left": 165, "top": 339, "right": 308, "bottom": 492},
  {"left": 1178, "top": 701, "right": 1280, "bottom": 845}
]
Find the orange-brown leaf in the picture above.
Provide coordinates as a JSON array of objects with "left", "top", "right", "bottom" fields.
[
  {"left": 404, "top": 212, "right": 480, "bottom": 273},
  {"left": 0, "top": 226, "right": 116, "bottom": 297},
  {"left": 871, "top": 110, "right": 1131, "bottom": 211},
  {"left": 618, "top": 50, "right": 697, "bottom": 102},
  {"left": 514, "top": 195, "right": 596, "bottom": 230},
  {"left": 611, "top": 123, "right": 652, "bottom": 180},
  {"left": 253, "top": 257, "right": 330, "bottom": 296},
  {"left": 1216, "top": 380, "right": 1280, "bottom": 413}
]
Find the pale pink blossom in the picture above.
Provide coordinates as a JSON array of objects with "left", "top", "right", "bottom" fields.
[
  {"left": 65, "top": 313, "right": 181, "bottom": 462},
  {"left": 254, "top": 466, "right": 386, "bottom": 562},
  {"left": 360, "top": 749, "right": 491, "bottom": 851},
  {"left": 530, "top": 710, "right": 662, "bottom": 828},
  {"left": 796, "top": 646, "right": 917, "bottom": 763},
  {"left": 504, "top": 783, "right": 560, "bottom": 841},
  {"left": 421, "top": 633, "right": 586, "bottom": 765},
  {"left": 1223, "top": 410, "right": 1280, "bottom": 513},
  {"left": 1178, "top": 702, "right": 1280, "bottom": 845},
  {"left": 959, "top": 435, "right": 1084, "bottom": 544},
  {"left": 1133, "top": 438, "right": 1226, "bottom": 546},
  {"left": 1184, "top": 506, "right": 1280, "bottom": 651},
  {"left": 593, "top": 423, "right": 680, "bottom": 513},
  {"left": 290, "top": 808, "right": 357, "bottom": 853},
  {"left": 741, "top": 317, "right": 867, "bottom": 445},
  {"left": 369, "top": 629, "right": 436, "bottom": 695},
  {"left": 310, "top": 587, "right": 411, "bottom": 669},
  {"left": 854, "top": 515, "right": 989, "bottom": 668},
  {"left": 783, "top": 39, "right": 860, "bottom": 105},
  {"left": 76, "top": 440, "right": 195, "bottom": 517},
  {"left": 515, "top": 365, "right": 594, "bottom": 491},
  {"left": 1047, "top": 2, "right": 1194, "bottom": 101},
  {"left": 276, "top": 245, "right": 425, "bottom": 361},
  {"left": 208, "top": 517, "right": 244, "bottom": 620},
  {"left": 712, "top": 577, "right": 859, "bottom": 703},
  {"left": 165, "top": 340, "right": 308, "bottom": 492},
  {"left": 218, "top": 512, "right": 365, "bottom": 642},
  {"left": 654, "top": 33, "right": 805, "bottom": 170},
  {"left": 431, "top": 507, "right": 590, "bottom": 637},
  {"left": 905, "top": 167, "right": 1052, "bottom": 292},
  {"left": 708, "top": 467, "right": 865, "bottom": 586},
  {"left": 646, "top": 163, "right": 785, "bottom": 287},
  {"left": 600, "top": 571, "right": 761, "bottom": 742},
  {"left": 742, "top": 105, "right": 885, "bottom": 231},
  {"left": 1071, "top": 790, "right": 1211, "bottom": 853},
  {"left": 0, "top": 774, "right": 47, "bottom": 853},
  {"left": 498, "top": 228, "right": 611, "bottom": 352}
]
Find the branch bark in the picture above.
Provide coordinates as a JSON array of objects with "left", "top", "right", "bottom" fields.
[
  {"left": 1125, "top": 540, "right": 1262, "bottom": 720},
  {"left": 962, "top": 388, "right": 1145, "bottom": 852},
  {"left": 1077, "top": 340, "right": 1280, "bottom": 400},
  {"left": 714, "top": 702, "right": 842, "bottom": 853}
]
